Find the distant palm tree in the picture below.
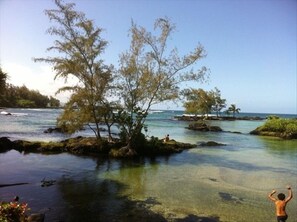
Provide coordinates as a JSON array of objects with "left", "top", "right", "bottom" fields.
[{"left": 228, "top": 104, "right": 241, "bottom": 118}]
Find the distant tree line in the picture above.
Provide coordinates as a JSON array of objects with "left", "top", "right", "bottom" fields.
[{"left": 0, "top": 67, "right": 60, "bottom": 108}]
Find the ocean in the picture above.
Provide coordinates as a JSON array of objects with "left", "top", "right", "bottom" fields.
[{"left": 0, "top": 108, "right": 297, "bottom": 221}]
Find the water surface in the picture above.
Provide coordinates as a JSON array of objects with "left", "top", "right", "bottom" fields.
[{"left": 0, "top": 109, "right": 296, "bottom": 221}]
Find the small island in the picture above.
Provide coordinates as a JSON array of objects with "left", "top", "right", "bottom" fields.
[
  {"left": 0, "top": 136, "right": 197, "bottom": 158},
  {"left": 250, "top": 116, "right": 297, "bottom": 139}
]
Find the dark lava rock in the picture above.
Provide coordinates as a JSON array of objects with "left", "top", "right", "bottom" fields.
[
  {"left": 188, "top": 122, "right": 222, "bottom": 132},
  {"left": 198, "top": 141, "right": 226, "bottom": 146}
]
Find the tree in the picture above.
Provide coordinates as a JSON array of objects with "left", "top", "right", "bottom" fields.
[
  {"left": 48, "top": 96, "right": 60, "bottom": 107},
  {"left": 34, "top": 0, "right": 114, "bottom": 141},
  {"left": 182, "top": 88, "right": 214, "bottom": 116},
  {"left": 117, "top": 18, "right": 208, "bottom": 154},
  {"left": 0, "top": 67, "right": 8, "bottom": 106},
  {"left": 211, "top": 87, "right": 226, "bottom": 117},
  {"left": 227, "top": 104, "right": 241, "bottom": 117}
]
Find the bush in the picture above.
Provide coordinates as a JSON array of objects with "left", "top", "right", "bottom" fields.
[
  {"left": 0, "top": 201, "right": 29, "bottom": 222},
  {"left": 260, "top": 118, "right": 297, "bottom": 134}
]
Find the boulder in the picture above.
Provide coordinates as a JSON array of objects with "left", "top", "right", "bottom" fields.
[{"left": 28, "top": 213, "right": 45, "bottom": 222}]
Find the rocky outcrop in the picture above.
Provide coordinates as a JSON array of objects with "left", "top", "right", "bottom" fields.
[
  {"left": 175, "top": 115, "right": 265, "bottom": 121},
  {"left": 43, "top": 127, "right": 63, "bottom": 133},
  {"left": 197, "top": 141, "right": 226, "bottom": 146},
  {"left": 250, "top": 128, "right": 297, "bottom": 139},
  {"left": 187, "top": 122, "right": 222, "bottom": 132},
  {"left": 0, "top": 137, "right": 197, "bottom": 158}
]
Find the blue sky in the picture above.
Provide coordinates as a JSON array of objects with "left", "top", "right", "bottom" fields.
[{"left": 0, "top": 0, "right": 296, "bottom": 114}]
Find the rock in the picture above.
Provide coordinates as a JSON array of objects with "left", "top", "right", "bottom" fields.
[
  {"left": 198, "top": 141, "right": 226, "bottom": 146},
  {"left": 0, "top": 111, "right": 12, "bottom": 115},
  {"left": 41, "top": 178, "right": 56, "bottom": 187},
  {"left": 0, "top": 137, "right": 16, "bottom": 152},
  {"left": 43, "top": 127, "right": 63, "bottom": 133},
  {"left": 28, "top": 213, "right": 45, "bottom": 222},
  {"left": 188, "top": 122, "right": 222, "bottom": 132},
  {"left": 219, "top": 192, "right": 243, "bottom": 204}
]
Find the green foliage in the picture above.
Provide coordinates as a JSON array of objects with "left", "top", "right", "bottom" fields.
[
  {"left": 267, "top": 115, "right": 280, "bottom": 120},
  {"left": 0, "top": 201, "right": 29, "bottom": 222},
  {"left": 16, "top": 99, "right": 36, "bottom": 108},
  {"left": 48, "top": 96, "right": 60, "bottom": 107},
  {"left": 227, "top": 104, "right": 241, "bottom": 117},
  {"left": 35, "top": 0, "right": 114, "bottom": 141},
  {"left": 260, "top": 118, "right": 297, "bottom": 134},
  {"left": 0, "top": 67, "right": 8, "bottom": 95},
  {"left": 0, "top": 83, "right": 59, "bottom": 108},
  {"left": 118, "top": 18, "right": 208, "bottom": 150},
  {"left": 182, "top": 88, "right": 222, "bottom": 116}
]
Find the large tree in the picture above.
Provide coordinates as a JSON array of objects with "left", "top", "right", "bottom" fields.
[
  {"left": 117, "top": 18, "right": 208, "bottom": 154},
  {"left": 34, "top": 0, "right": 114, "bottom": 141}
]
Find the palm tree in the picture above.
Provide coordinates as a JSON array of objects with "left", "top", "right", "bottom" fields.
[{"left": 227, "top": 104, "right": 241, "bottom": 118}]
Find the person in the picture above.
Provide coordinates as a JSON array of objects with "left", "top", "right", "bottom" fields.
[
  {"left": 163, "top": 134, "right": 170, "bottom": 142},
  {"left": 268, "top": 186, "right": 293, "bottom": 222}
]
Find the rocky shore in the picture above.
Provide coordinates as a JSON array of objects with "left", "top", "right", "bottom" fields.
[
  {"left": 0, "top": 136, "right": 197, "bottom": 157},
  {"left": 250, "top": 128, "right": 297, "bottom": 139},
  {"left": 174, "top": 115, "right": 265, "bottom": 121}
]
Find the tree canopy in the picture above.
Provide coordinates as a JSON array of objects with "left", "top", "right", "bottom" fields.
[
  {"left": 34, "top": 0, "right": 114, "bottom": 141},
  {"left": 182, "top": 87, "right": 229, "bottom": 117},
  {"left": 35, "top": 1, "right": 209, "bottom": 154},
  {"left": 116, "top": 18, "right": 209, "bottom": 153}
]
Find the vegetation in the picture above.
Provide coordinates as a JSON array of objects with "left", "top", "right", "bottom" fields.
[
  {"left": 182, "top": 87, "right": 227, "bottom": 117},
  {"left": 0, "top": 201, "right": 29, "bottom": 222},
  {"left": 250, "top": 117, "right": 297, "bottom": 139},
  {"left": 0, "top": 79, "right": 60, "bottom": 108},
  {"left": 34, "top": 0, "right": 114, "bottom": 141},
  {"left": 227, "top": 104, "right": 241, "bottom": 117},
  {"left": 115, "top": 17, "right": 208, "bottom": 154},
  {"left": 35, "top": 0, "right": 208, "bottom": 155}
]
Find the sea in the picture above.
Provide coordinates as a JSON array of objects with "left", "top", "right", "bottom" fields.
[{"left": 0, "top": 108, "right": 297, "bottom": 222}]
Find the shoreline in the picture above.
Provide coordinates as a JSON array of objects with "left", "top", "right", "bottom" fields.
[{"left": 0, "top": 136, "right": 197, "bottom": 158}]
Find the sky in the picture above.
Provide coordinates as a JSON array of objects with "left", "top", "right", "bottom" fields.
[{"left": 0, "top": 0, "right": 296, "bottom": 114}]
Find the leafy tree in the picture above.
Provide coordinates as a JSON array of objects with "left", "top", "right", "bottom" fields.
[
  {"left": 211, "top": 87, "right": 226, "bottom": 117},
  {"left": 48, "top": 96, "right": 60, "bottom": 107},
  {"left": 227, "top": 104, "right": 241, "bottom": 117},
  {"left": 117, "top": 18, "right": 208, "bottom": 153},
  {"left": 34, "top": 0, "right": 114, "bottom": 141},
  {"left": 0, "top": 67, "right": 8, "bottom": 106},
  {"left": 182, "top": 88, "right": 214, "bottom": 116}
]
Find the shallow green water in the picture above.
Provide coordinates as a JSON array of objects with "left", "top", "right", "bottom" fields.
[{"left": 0, "top": 109, "right": 297, "bottom": 221}]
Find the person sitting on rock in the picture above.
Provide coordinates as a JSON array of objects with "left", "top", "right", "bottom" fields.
[{"left": 163, "top": 134, "right": 170, "bottom": 142}]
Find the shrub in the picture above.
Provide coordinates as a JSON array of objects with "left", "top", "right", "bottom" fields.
[
  {"left": 0, "top": 201, "right": 29, "bottom": 222},
  {"left": 261, "top": 118, "right": 297, "bottom": 134}
]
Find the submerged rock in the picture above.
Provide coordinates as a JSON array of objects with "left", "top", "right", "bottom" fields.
[
  {"left": 219, "top": 192, "right": 243, "bottom": 204},
  {"left": 43, "top": 127, "right": 63, "bottom": 133}
]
